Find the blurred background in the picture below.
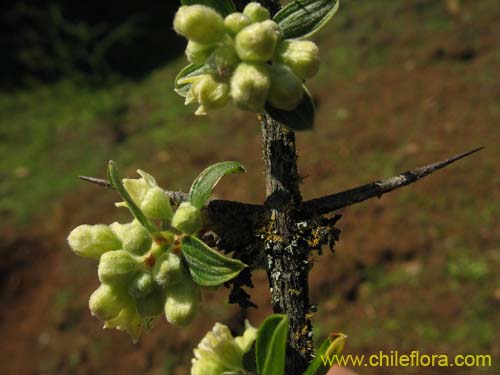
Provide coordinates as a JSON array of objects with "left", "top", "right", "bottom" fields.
[{"left": 0, "top": 0, "right": 498, "bottom": 374}]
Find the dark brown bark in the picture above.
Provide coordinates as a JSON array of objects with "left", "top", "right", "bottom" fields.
[{"left": 261, "top": 115, "right": 313, "bottom": 374}]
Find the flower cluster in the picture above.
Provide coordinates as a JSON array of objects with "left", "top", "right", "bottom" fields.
[
  {"left": 174, "top": 2, "right": 320, "bottom": 115},
  {"left": 191, "top": 321, "right": 257, "bottom": 375},
  {"left": 68, "top": 170, "right": 203, "bottom": 342}
]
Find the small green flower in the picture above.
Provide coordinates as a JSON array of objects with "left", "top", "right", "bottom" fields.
[
  {"left": 275, "top": 40, "right": 320, "bottom": 80},
  {"left": 68, "top": 224, "right": 121, "bottom": 259},
  {"left": 117, "top": 170, "right": 173, "bottom": 221},
  {"left": 268, "top": 64, "right": 304, "bottom": 111},
  {"left": 230, "top": 62, "right": 270, "bottom": 112},
  {"left": 171, "top": 201, "right": 203, "bottom": 234},
  {"left": 182, "top": 74, "right": 230, "bottom": 116},
  {"left": 191, "top": 321, "right": 257, "bottom": 375},
  {"left": 243, "top": 2, "right": 270, "bottom": 23},
  {"left": 235, "top": 20, "right": 281, "bottom": 62},
  {"left": 173, "top": 5, "right": 225, "bottom": 44},
  {"left": 103, "top": 303, "right": 144, "bottom": 343}
]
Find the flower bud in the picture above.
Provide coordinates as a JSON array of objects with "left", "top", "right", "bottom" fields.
[
  {"left": 243, "top": 2, "right": 270, "bottom": 22},
  {"left": 173, "top": 5, "right": 224, "bottom": 44},
  {"left": 224, "top": 13, "right": 252, "bottom": 36},
  {"left": 275, "top": 40, "right": 320, "bottom": 79},
  {"left": 235, "top": 21, "right": 281, "bottom": 62},
  {"left": 128, "top": 272, "right": 155, "bottom": 298},
  {"left": 268, "top": 64, "right": 304, "bottom": 110},
  {"left": 207, "top": 45, "right": 240, "bottom": 80},
  {"left": 230, "top": 62, "right": 270, "bottom": 112},
  {"left": 171, "top": 202, "right": 202, "bottom": 234},
  {"left": 164, "top": 281, "right": 201, "bottom": 326},
  {"left": 141, "top": 186, "right": 173, "bottom": 221},
  {"left": 104, "top": 304, "right": 143, "bottom": 343},
  {"left": 89, "top": 283, "right": 128, "bottom": 321},
  {"left": 68, "top": 224, "right": 121, "bottom": 260},
  {"left": 185, "top": 41, "right": 215, "bottom": 65},
  {"left": 122, "top": 223, "right": 152, "bottom": 255},
  {"left": 153, "top": 252, "right": 185, "bottom": 287},
  {"left": 135, "top": 287, "right": 164, "bottom": 317},
  {"left": 98, "top": 250, "right": 138, "bottom": 286}
]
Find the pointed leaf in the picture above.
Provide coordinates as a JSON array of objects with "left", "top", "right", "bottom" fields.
[
  {"left": 175, "top": 64, "right": 211, "bottom": 98},
  {"left": 181, "top": 0, "right": 236, "bottom": 17},
  {"left": 303, "top": 332, "right": 347, "bottom": 375},
  {"left": 107, "top": 161, "right": 158, "bottom": 234},
  {"left": 181, "top": 236, "right": 246, "bottom": 286},
  {"left": 273, "top": 0, "right": 340, "bottom": 39},
  {"left": 188, "top": 161, "right": 246, "bottom": 209},
  {"left": 256, "top": 314, "right": 289, "bottom": 375},
  {"left": 265, "top": 86, "right": 315, "bottom": 131}
]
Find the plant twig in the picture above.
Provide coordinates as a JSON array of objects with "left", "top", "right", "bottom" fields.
[{"left": 301, "top": 146, "right": 484, "bottom": 218}]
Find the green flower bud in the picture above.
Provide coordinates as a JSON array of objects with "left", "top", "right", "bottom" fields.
[
  {"left": 182, "top": 74, "right": 230, "bottom": 116},
  {"left": 275, "top": 40, "right": 320, "bottom": 79},
  {"left": 173, "top": 5, "right": 224, "bottom": 44},
  {"left": 243, "top": 2, "right": 270, "bottom": 23},
  {"left": 230, "top": 62, "right": 270, "bottom": 112},
  {"left": 122, "top": 223, "right": 152, "bottom": 255},
  {"left": 268, "top": 64, "right": 304, "bottom": 110},
  {"left": 128, "top": 272, "right": 155, "bottom": 298},
  {"left": 207, "top": 45, "right": 240, "bottom": 80},
  {"left": 192, "top": 322, "right": 246, "bottom": 373},
  {"left": 135, "top": 287, "right": 164, "bottom": 317},
  {"left": 153, "top": 252, "right": 185, "bottom": 287},
  {"left": 164, "top": 281, "right": 201, "bottom": 326},
  {"left": 98, "top": 250, "right": 138, "bottom": 286},
  {"left": 104, "top": 303, "right": 143, "bottom": 343},
  {"left": 141, "top": 186, "right": 173, "bottom": 221},
  {"left": 68, "top": 224, "right": 121, "bottom": 260},
  {"left": 89, "top": 284, "right": 128, "bottom": 321},
  {"left": 171, "top": 202, "right": 203, "bottom": 234},
  {"left": 185, "top": 41, "right": 215, "bottom": 65},
  {"left": 235, "top": 21, "right": 281, "bottom": 62},
  {"left": 224, "top": 13, "right": 252, "bottom": 36}
]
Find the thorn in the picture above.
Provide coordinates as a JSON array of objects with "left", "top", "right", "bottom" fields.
[{"left": 79, "top": 176, "right": 113, "bottom": 189}]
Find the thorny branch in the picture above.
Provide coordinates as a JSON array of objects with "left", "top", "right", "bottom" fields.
[{"left": 80, "top": 146, "right": 484, "bottom": 227}]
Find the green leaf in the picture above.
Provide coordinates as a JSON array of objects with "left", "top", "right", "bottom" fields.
[
  {"left": 181, "top": 236, "right": 246, "bottom": 286},
  {"left": 180, "top": 0, "right": 236, "bottom": 17},
  {"left": 273, "top": 0, "right": 340, "bottom": 39},
  {"left": 303, "top": 333, "right": 347, "bottom": 375},
  {"left": 188, "top": 161, "right": 246, "bottom": 209},
  {"left": 107, "top": 161, "right": 158, "bottom": 234},
  {"left": 265, "top": 86, "right": 315, "bottom": 131},
  {"left": 256, "top": 314, "right": 289, "bottom": 375},
  {"left": 174, "top": 64, "right": 211, "bottom": 98}
]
